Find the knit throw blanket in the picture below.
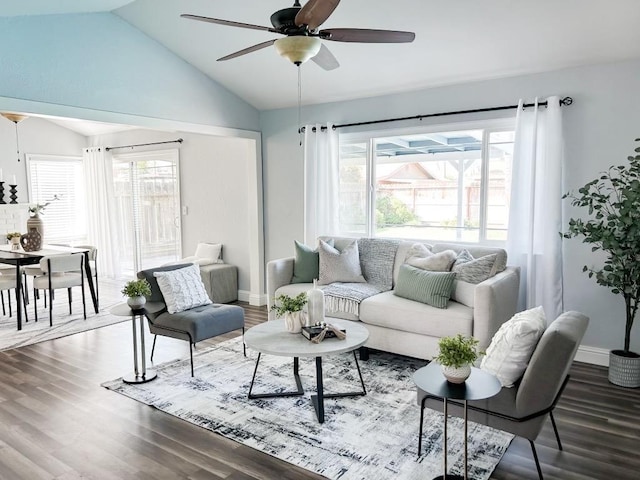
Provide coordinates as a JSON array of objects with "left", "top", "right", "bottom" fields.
[{"left": 321, "top": 282, "right": 382, "bottom": 316}]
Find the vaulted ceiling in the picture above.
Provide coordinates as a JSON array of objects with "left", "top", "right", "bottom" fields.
[{"left": 4, "top": 1, "right": 640, "bottom": 111}]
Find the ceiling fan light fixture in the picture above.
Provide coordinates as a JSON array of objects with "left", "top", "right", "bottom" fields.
[
  {"left": 274, "top": 36, "right": 321, "bottom": 65},
  {"left": 1, "top": 113, "right": 28, "bottom": 124}
]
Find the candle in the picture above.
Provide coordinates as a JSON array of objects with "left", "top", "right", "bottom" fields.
[{"left": 10, "top": 175, "right": 16, "bottom": 185}]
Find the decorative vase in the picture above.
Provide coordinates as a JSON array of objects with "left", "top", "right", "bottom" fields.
[
  {"left": 20, "top": 226, "right": 43, "bottom": 252},
  {"left": 441, "top": 364, "right": 471, "bottom": 384},
  {"left": 127, "top": 295, "right": 147, "bottom": 310},
  {"left": 307, "top": 279, "right": 325, "bottom": 327},
  {"left": 608, "top": 349, "right": 640, "bottom": 388},
  {"left": 284, "top": 311, "right": 304, "bottom": 333}
]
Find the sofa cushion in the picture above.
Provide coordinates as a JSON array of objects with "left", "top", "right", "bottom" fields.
[
  {"left": 358, "top": 238, "right": 399, "bottom": 291},
  {"left": 360, "top": 291, "right": 473, "bottom": 338},
  {"left": 433, "top": 243, "right": 508, "bottom": 273},
  {"left": 451, "top": 280, "right": 476, "bottom": 308},
  {"left": 480, "top": 306, "right": 547, "bottom": 387},
  {"left": 291, "top": 239, "right": 333, "bottom": 283},
  {"left": 405, "top": 244, "right": 457, "bottom": 272},
  {"left": 452, "top": 251, "right": 499, "bottom": 284},
  {"left": 394, "top": 264, "right": 456, "bottom": 309},
  {"left": 318, "top": 240, "right": 366, "bottom": 285}
]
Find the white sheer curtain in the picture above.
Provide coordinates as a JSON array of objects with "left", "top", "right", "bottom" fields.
[
  {"left": 83, "top": 146, "right": 122, "bottom": 278},
  {"left": 506, "top": 96, "right": 564, "bottom": 320},
  {"left": 303, "top": 123, "right": 340, "bottom": 244}
]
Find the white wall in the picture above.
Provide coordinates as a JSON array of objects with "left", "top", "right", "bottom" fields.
[
  {"left": 0, "top": 116, "right": 86, "bottom": 203},
  {"left": 259, "top": 58, "right": 640, "bottom": 358},
  {"left": 89, "top": 129, "right": 261, "bottom": 299}
]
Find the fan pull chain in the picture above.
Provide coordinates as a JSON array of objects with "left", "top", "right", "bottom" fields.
[{"left": 298, "top": 65, "right": 302, "bottom": 146}]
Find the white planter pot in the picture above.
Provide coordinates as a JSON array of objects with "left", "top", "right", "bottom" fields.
[
  {"left": 609, "top": 349, "right": 640, "bottom": 388},
  {"left": 127, "top": 296, "right": 146, "bottom": 310},
  {"left": 284, "top": 311, "right": 305, "bottom": 333},
  {"left": 441, "top": 364, "right": 471, "bottom": 384}
]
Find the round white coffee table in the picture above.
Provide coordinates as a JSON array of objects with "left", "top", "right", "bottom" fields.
[{"left": 244, "top": 318, "right": 369, "bottom": 423}]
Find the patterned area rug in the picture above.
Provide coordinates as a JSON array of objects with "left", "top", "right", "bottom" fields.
[
  {"left": 103, "top": 337, "right": 513, "bottom": 480},
  {"left": 0, "top": 278, "right": 125, "bottom": 351}
]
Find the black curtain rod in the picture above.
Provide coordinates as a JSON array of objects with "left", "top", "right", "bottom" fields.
[
  {"left": 301, "top": 96, "right": 573, "bottom": 133},
  {"left": 105, "top": 138, "right": 183, "bottom": 151}
]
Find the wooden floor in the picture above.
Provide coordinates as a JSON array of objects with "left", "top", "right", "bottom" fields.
[{"left": 0, "top": 303, "right": 638, "bottom": 480}]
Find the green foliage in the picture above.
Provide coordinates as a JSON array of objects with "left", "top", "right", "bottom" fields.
[
  {"left": 561, "top": 138, "right": 640, "bottom": 353},
  {"left": 5, "top": 232, "right": 21, "bottom": 240},
  {"left": 270, "top": 293, "right": 308, "bottom": 317},
  {"left": 121, "top": 279, "right": 151, "bottom": 298},
  {"left": 375, "top": 194, "right": 418, "bottom": 227},
  {"left": 433, "top": 334, "right": 481, "bottom": 368}
]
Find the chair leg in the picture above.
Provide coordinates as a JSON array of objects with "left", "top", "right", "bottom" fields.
[
  {"left": 21, "top": 285, "right": 28, "bottom": 323},
  {"left": 49, "top": 287, "right": 53, "bottom": 327},
  {"left": 242, "top": 327, "right": 246, "bottom": 357},
  {"left": 81, "top": 281, "right": 86, "bottom": 320},
  {"left": 8, "top": 291, "right": 12, "bottom": 317},
  {"left": 190, "top": 342, "right": 194, "bottom": 377},
  {"left": 529, "top": 440, "right": 544, "bottom": 480},
  {"left": 549, "top": 411, "right": 563, "bottom": 451},
  {"left": 68, "top": 288, "right": 73, "bottom": 314},
  {"left": 1, "top": 290, "right": 5, "bottom": 316},
  {"left": 34, "top": 289, "right": 38, "bottom": 322},
  {"left": 150, "top": 335, "right": 157, "bottom": 361}
]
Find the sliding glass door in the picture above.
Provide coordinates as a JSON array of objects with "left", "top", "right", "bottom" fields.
[{"left": 112, "top": 150, "right": 181, "bottom": 276}]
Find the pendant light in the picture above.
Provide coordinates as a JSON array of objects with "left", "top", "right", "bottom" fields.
[{"left": 1, "top": 112, "right": 28, "bottom": 162}]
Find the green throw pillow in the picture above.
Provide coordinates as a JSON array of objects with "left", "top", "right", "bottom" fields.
[
  {"left": 291, "top": 239, "right": 333, "bottom": 283},
  {"left": 393, "top": 264, "right": 456, "bottom": 309}
]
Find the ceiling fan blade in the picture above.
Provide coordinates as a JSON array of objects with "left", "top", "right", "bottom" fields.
[
  {"left": 295, "top": 0, "right": 340, "bottom": 30},
  {"left": 311, "top": 44, "right": 340, "bottom": 70},
  {"left": 217, "top": 39, "right": 277, "bottom": 62},
  {"left": 320, "top": 28, "right": 415, "bottom": 43},
  {"left": 181, "top": 14, "right": 278, "bottom": 33}
]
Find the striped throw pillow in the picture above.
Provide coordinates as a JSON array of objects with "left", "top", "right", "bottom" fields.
[{"left": 393, "top": 264, "right": 456, "bottom": 309}]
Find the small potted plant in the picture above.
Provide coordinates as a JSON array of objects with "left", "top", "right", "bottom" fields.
[
  {"left": 121, "top": 278, "right": 152, "bottom": 310},
  {"left": 6, "top": 232, "right": 21, "bottom": 250},
  {"left": 434, "top": 334, "right": 481, "bottom": 383},
  {"left": 270, "top": 292, "right": 308, "bottom": 333}
]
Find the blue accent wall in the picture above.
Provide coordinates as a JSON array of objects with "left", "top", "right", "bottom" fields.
[{"left": 0, "top": 13, "right": 259, "bottom": 131}]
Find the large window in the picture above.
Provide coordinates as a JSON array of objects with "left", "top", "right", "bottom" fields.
[
  {"left": 26, "top": 154, "right": 87, "bottom": 244},
  {"left": 339, "top": 121, "right": 514, "bottom": 243}
]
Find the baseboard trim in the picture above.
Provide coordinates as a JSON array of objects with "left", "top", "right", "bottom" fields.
[
  {"left": 238, "top": 290, "right": 267, "bottom": 306},
  {"left": 575, "top": 345, "right": 609, "bottom": 366}
]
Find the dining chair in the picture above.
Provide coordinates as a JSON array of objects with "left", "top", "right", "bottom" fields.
[
  {"left": 32, "top": 253, "right": 86, "bottom": 326},
  {"left": 0, "top": 269, "right": 28, "bottom": 320},
  {"left": 74, "top": 245, "right": 98, "bottom": 299}
]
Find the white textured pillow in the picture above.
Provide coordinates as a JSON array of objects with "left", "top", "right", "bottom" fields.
[
  {"left": 318, "top": 240, "right": 366, "bottom": 285},
  {"left": 406, "top": 248, "right": 457, "bottom": 272},
  {"left": 480, "top": 306, "right": 546, "bottom": 387},
  {"left": 153, "top": 264, "right": 212, "bottom": 314},
  {"left": 195, "top": 242, "right": 223, "bottom": 264}
]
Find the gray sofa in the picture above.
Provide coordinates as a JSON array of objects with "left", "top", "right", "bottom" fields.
[{"left": 267, "top": 237, "right": 520, "bottom": 360}]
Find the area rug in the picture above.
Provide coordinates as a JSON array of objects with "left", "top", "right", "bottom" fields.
[
  {"left": 0, "top": 278, "right": 126, "bottom": 351},
  {"left": 103, "top": 337, "right": 513, "bottom": 480}
]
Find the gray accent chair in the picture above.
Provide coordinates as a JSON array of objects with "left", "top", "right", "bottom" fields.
[
  {"left": 417, "top": 310, "right": 589, "bottom": 480},
  {"left": 138, "top": 264, "right": 246, "bottom": 377}
]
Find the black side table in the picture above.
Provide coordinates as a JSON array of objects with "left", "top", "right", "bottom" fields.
[
  {"left": 413, "top": 362, "right": 501, "bottom": 480},
  {"left": 110, "top": 302, "right": 164, "bottom": 384}
]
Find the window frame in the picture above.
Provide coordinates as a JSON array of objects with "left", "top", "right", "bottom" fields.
[{"left": 338, "top": 117, "right": 516, "bottom": 246}]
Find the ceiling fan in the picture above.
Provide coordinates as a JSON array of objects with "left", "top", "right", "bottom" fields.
[{"left": 181, "top": 0, "right": 415, "bottom": 70}]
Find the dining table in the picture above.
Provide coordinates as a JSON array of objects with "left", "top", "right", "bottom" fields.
[{"left": 0, "top": 244, "right": 99, "bottom": 330}]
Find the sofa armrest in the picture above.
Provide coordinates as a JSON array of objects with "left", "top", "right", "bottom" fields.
[
  {"left": 267, "top": 257, "right": 295, "bottom": 319},
  {"left": 472, "top": 266, "right": 521, "bottom": 350}
]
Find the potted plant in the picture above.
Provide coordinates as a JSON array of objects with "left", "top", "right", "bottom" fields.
[
  {"left": 562, "top": 138, "right": 640, "bottom": 387},
  {"left": 6, "top": 232, "right": 21, "bottom": 250},
  {"left": 270, "top": 292, "right": 308, "bottom": 333},
  {"left": 122, "top": 278, "right": 152, "bottom": 310},
  {"left": 434, "top": 334, "right": 481, "bottom": 383}
]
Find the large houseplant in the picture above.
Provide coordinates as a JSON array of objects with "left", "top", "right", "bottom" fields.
[{"left": 562, "top": 138, "right": 640, "bottom": 387}]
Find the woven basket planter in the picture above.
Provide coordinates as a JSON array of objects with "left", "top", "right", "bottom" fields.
[{"left": 608, "top": 350, "right": 640, "bottom": 388}]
